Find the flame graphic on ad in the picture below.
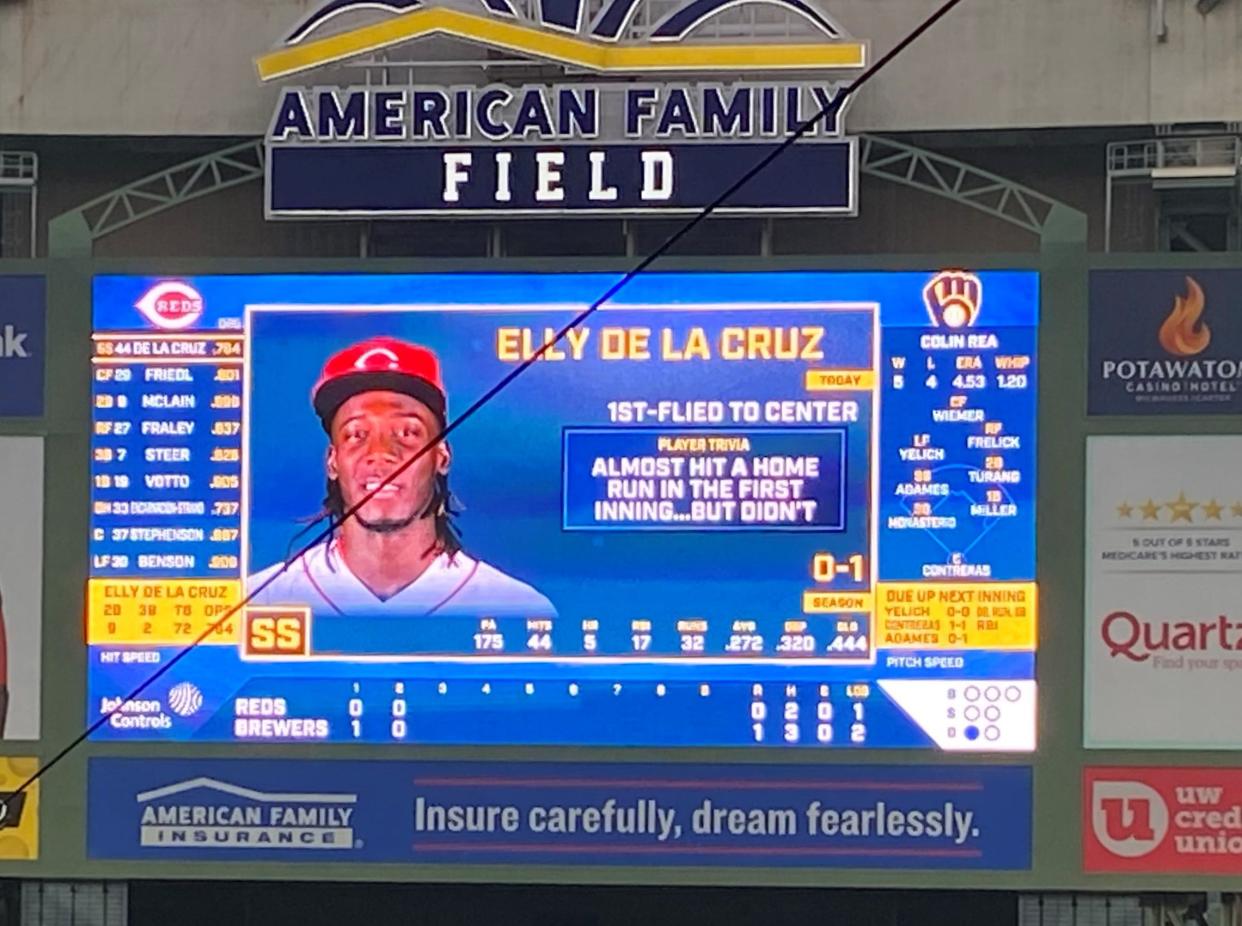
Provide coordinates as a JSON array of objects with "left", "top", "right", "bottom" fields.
[{"left": 1158, "top": 277, "right": 1210, "bottom": 357}]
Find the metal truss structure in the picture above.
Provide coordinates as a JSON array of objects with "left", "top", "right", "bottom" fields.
[
  {"left": 48, "top": 141, "right": 264, "bottom": 256},
  {"left": 860, "top": 135, "right": 1061, "bottom": 237},
  {"left": 48, "top": 135, "right": 1078, "bottom": 255}
]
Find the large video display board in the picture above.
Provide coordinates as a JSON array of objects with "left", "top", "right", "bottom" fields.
[{"left": 88, "top": 271, "right": 1038, "bottom": 749}]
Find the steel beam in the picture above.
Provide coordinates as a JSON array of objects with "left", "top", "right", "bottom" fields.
[{"left": 48, "top": 135, "right": 1080, "bottom": 255}]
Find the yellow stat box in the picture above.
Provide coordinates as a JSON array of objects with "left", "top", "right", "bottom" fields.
[
  {"left": 802, "top": 591, "right": 874, "bottom": 614},
  {"left": 0, "top": 758, "right": 39, "bottom": 860},
  {"left": 804, "top": 370, "right": 876, "bottom": 392},
  {"left": 88, "top": 579, "right": 242, "bottom": 645},
  {"left": 875, "top": 582, "right": 1037, "bottom": 650}
]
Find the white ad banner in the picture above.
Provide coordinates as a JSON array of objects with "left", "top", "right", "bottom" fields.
[
  {"left": 1085, "top": 435, "right": 1242, "bottom": 748},
  {"left": 0, "top": 437, "right": 42, "bottom": 740}
]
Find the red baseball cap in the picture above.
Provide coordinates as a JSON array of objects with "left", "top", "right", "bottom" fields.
[{"left": 311, "top": 337, "right": 447, "bottom": 431}]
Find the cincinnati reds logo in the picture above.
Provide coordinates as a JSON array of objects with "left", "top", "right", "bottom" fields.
[
  {"left": 135, "top": 282, "right": 205, "bottom": 331},
  {"left": 354, "top": 347, "right": 403, "bottom": 371}
]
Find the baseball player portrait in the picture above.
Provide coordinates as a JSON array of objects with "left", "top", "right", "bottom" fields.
[{"left": 246, "top": 336, "right": 557, "bottom": 619}]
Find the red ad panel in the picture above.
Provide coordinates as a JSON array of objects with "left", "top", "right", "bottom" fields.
[{"left": 1085, "top": 767, "right": 1242, "bottom": 874}]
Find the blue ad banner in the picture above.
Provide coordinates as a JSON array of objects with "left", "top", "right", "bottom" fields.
[
  {"left": 267, "top": 142, "right": 856, "bottom": 216},
  {"left": 87, "top": 758, "right": 1032, "bottom": 869},
  {"left": 0, "top": 276, "right": 45, "bottom": 418},
  {"left": 1090, "top": 269, "right": 1242, "bottom": 415},
  {"left": 562, "top": 427, "right": 848, "bottom": 531}
]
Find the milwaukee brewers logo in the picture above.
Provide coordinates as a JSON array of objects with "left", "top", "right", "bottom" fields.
[{"left": 923, "top": 271, "right": 983, "bottom": 330}]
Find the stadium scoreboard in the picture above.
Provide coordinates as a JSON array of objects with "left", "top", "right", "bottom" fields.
[{"left": 88, "top": 271, "right": 1038, "bottom": 749}]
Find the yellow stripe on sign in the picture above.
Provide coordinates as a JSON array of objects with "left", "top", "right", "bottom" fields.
[
  {"left": 255, "top": 8, "right": 867, "bottom": 80},
  {"left": 599, "top": 42, "right": 866, "bottom": 71},
  {"left": 805, "top": 369, "right": 876, "bottom": 391}
]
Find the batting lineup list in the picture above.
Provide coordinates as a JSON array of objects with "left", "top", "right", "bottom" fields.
[{"left": 90, "top": 333, "right": 244, "bottom": 649}]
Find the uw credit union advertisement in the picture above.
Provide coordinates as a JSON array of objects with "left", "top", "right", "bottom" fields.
[
  {"left": 1086, "top": 767, "right": 1242, "bottom": 874},
  {"left": 87, "top": 271, "right": 1037, "bottom": 752},
  {"left": 88, "top": 758, "right": 1032, "bottom": 869}
]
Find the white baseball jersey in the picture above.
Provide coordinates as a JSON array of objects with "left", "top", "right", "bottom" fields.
[{"left": 246, "top": 539, "right": 557, "bottom": 619}]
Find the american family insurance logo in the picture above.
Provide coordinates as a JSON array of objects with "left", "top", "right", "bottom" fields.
[{"left": 136, "top": 777, "right": 357, "bottom": 849}]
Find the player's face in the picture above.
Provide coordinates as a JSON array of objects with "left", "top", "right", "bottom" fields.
[{"left": 326, "top": 391, "right": 450, "bottom": 533}]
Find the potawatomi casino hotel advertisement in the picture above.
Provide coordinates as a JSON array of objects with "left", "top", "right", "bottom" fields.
[{"left": 87, "top": 271, "right": 1038, "bottom": 750}]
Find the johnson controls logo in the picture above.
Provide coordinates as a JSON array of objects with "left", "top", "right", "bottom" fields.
[
  {"left": 1091, "top": 780, "right": 1168, "bottom": 858},
  {"left": 167, "top": 682, "right": 204, "bottom": 718}
]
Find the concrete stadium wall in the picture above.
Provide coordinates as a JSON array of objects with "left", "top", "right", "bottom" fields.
[{"left": 1, "top": 0, "right": 1237, "bottom": 137}]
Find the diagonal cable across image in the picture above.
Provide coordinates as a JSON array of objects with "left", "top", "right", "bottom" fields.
[{"left": 21, "top": 0, "right": 968, "bottom": 807}]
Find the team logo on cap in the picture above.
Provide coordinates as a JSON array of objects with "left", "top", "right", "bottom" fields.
[
  {"left": 353, "top": 346, "right": 403, "bottom": 371},
  {"left": 135, "top": 282, "right": 205, "bottom": 331}
]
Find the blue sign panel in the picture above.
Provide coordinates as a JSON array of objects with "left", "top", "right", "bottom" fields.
[
  {"left": 0, "top": 276, "right": 45, "bottom": 418},
  {"left": 562, "top": 427, "right": 847, "bottom": 531},
  {"left": 1090, "top": 269, "right": 1242, "bottom": 415},
  {"left": 267, "top": 141, "right": 856, "bottom": 217},
  {"left": 87, "top": 758, "right": 1032, "bottom": 869}
]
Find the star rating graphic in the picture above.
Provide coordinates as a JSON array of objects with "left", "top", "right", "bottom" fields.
[
  {"left": 1116, "top": 494, "right": 1241, "bottom": 524},
  {"left": 1167, "top": 491, "right": 1196, "bottom": 523}
]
